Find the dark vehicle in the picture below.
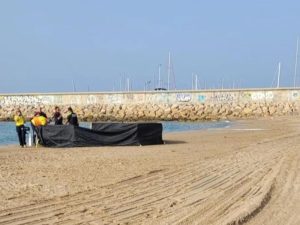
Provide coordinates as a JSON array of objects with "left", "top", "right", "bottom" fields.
[{"left": 154, "top": 87, "right": 167, "bottom": 91}]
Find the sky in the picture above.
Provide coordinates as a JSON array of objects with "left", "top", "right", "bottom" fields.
[{"left": 0, "top": 0, "right": 300, "bottom": 93}]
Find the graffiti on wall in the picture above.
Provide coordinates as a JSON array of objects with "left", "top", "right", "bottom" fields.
[
  {"left": 87, "top": 95, "right": 97, "bottom": 105},
  {"left": 145, "top": 93, "right": 171, "bottom": 103},
  {"left": 198, "top": 95, "right": 206, "bottom": 103},
  {"left": 250, "top": 92, "right": 274, "bottom": 101},
  {"left": 106, "top": 95, "right": 122, "bottom": 104},
  {"left": 251, "top": 92, "right": 264, "bottom": 100},
  {"left": 289, "top": 91, "right": 300, "bottom": 101},
  {"left": 135, "top": 94, "right": 144, "bottom": 102},
  {"left": 0, "top": 95, "right": 57, "bottom": 106},
  {"left": 209, "top": 92, "right": 237, "bottom": 103},
  {"left": 241, "top": 92, "right": 252, "bottom": 100},
  {"left": 265, "top": 92, "right": 274, "bottom": 100},
  {"left": 40, "top": 96, "right": 56, "bottom": 104},
  {"left": 0, "top": 90, "right": 287, "bottom": 107},
  {"left": 124, "top": 93, "right": 134, "bottom": 101},
  {"left": 69, "top": 96, "right": 81, "bottom": 105},
  {"left": 176, "top": 93, "right": 192, "bottom": 102},
  {"left": 240, "top": 91, "right": 274, "bottom": 102}
]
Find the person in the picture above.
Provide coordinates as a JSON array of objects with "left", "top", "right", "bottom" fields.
[
  {"left": 52, "top": 106, "right": 63, "bottom": 125},
  {"left": 34, "top": 107, "right": 47, "bottom": 119},
  {"left": 66, "top": 107, "right": 79, "bottom": 126},
  {"left": 14, "top": 109, "right": 26, "bottom": 147},
  {"left": 31, "top": 112, "right": 47, "bottom": 126},
  {"left": 31, "top": 112, "right": 47, "bottom": 145}
]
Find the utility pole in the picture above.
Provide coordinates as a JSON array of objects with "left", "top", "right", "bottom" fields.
[{"left": 294, "top": 37, "right": 299, "bottom": 87}]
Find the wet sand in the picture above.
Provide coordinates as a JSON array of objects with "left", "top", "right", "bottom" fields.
[{"left": 0, "top": 117, "right": 299, "bottom": 225}]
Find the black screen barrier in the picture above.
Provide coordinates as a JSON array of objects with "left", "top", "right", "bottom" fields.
[{"left": 35, "top": 123, "right": 163, "bottom": 147}]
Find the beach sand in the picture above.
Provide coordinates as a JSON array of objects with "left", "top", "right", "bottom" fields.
[{"left": 0, "top": 117, "right": 299, "bottom": 225}]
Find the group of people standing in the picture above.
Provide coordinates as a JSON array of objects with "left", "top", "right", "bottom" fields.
[{"left": 14, "top": 106, "right": 79, "bottom": 147}]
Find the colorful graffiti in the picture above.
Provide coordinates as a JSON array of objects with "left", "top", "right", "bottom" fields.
[
  {"left": 198, "top": 95, "right": 206, "bottom": 103},
  {"left": 241, "top": 92, "right": 252, "bottom": 100},
  {"left": 0, "top": 90, "right": 293, "bottom": 107}
]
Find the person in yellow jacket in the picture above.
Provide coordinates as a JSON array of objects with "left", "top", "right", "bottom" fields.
[
  {"left": 31, "top": 112, "right": 47, "bottom": 145},
  {"left": 14, "top": 109, "right": 26, "bottom": 147},
  {"left": 31, "top": 114, "right": 47, "bottom": 126}
]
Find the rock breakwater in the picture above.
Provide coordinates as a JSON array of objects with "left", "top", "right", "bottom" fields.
[{"left": 0, "top": 102, "right": 298, "bottom": 122}]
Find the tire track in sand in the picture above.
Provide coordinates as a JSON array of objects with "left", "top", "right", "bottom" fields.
[{"left": 1, "top": 132, "right": 298, "bottom": 225}]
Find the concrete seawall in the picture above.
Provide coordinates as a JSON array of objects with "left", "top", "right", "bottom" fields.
[{"left": 1, "top": 88, "right": 300, "bottom": 121}]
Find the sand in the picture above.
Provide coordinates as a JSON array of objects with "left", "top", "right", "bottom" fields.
[{"left": 0, "top": 117, "right": 299, "bottom": 225}]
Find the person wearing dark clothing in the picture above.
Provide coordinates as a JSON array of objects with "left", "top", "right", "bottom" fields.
[
  {"left": 31, "top": 111, "right": 47, "bottom": 145},
  {"left": 34, "top": 107, "right": 47, "bottom": 118},
  {"left": 53, "top": 106, "right": 63, "bottom": 125},
  {"left": 14, "top": 109, "right": 26, "bottom": 147},
  {"left": 66, "top": 107, "right": 79, "bottom": 126}
]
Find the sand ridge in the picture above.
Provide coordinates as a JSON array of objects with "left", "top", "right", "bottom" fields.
[{"left": 0, "top": 117, "right": 299, "bottom": 224}]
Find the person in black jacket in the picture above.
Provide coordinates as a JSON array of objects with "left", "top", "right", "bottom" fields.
[
  {"left": 34, "top": 107, "right": 47, "bottom": 119},
  {"left": 66, "top": 107, "right": 79, "bottom": 126},
  {"left": 52, "top": 106, "right": 63, "bottom": 125}
]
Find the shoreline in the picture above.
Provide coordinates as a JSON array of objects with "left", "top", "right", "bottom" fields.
[{"left": 0, "top": 119, "right": 233, "bottom": 148}]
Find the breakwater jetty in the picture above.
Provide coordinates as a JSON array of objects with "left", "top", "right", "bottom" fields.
[{"left": 0, "top": 88, "right": 299, "bottom": 121}]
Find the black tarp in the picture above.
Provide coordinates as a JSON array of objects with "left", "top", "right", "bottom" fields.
[
  {"left": 35, "top": 123, "right": 163, "bottom": 147},
  {"left": 92, "top": 123, "right": 163, "bottom": 146}
]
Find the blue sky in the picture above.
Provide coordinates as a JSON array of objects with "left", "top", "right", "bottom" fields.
[{"left": 0, "top": 0, "right": 300, "bottom": 93}]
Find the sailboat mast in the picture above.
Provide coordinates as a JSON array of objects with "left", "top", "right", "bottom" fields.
[
  {"left": 192, "top": 73, "right": 194, "bottom": 90},
  {"left": 158, "top": 64, "right": 162, "bottom": 88},
  {"left": 167, "top": 52, "right": 171, "bottom": 90},
  {"left": 72, "top": 79, "right": 76, "bottom": 92},
  {"left": 294, "top": 37, "right": 299, "bottom": 87},
  {"left": 277, "top": 62, "right": 281, "bottom": 88},
  {"left": 127, "top": 78, "right": 130, "bottom": 92}
]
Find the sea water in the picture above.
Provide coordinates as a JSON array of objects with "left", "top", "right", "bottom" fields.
[{"left": 0, "top": 121, "right": 230, "bottom": 146}]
